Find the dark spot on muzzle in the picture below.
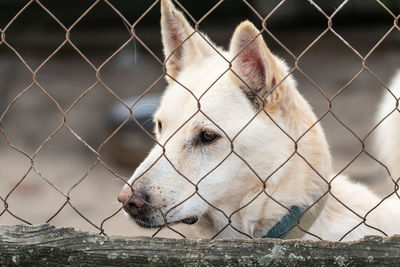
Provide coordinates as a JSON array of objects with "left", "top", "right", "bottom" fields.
[{"left": 117, "top": 187, "right": 149, "bottom": 216}]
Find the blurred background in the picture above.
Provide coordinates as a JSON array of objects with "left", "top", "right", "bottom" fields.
[{"left": 0, "top": 0, "right": 399, "bottom": 237}]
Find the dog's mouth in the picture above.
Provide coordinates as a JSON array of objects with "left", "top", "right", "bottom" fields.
[
  {"left": 128, "top": 212, "right": 199, "bottom": 228},
  {"left": 180, "top": 216, "right": 198, "bottom": 225}
]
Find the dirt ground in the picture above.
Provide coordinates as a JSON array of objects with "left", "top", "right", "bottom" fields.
[{"left": 0, "top": 25, "right": 399, "bottom": 237}]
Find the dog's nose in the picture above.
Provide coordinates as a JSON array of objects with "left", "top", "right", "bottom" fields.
[{"left": 117, "top": 187, "right": 148, "bottom": 215}]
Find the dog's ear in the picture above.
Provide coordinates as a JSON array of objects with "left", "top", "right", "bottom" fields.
[
  {"left": 161, "top": 0, "right": 213, "bottom": 82},
  {"left": 229, "top": 21, "right": 286, "bottom": 110}
]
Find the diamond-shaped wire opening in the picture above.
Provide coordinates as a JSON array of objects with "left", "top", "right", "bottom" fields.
[
  {"left": 34, "top": 45, "right": 99, "bottom": 109},
  {"left": 332, "top": 71, "right": 387, "bottom": 136},
  {"left": 362, "top": 29, "right": 400, "bottom": 80},
  {"left": 98, "top": 43, "right": 166, "bottom": 100},
  {"left": 32, "top": 126, "right": 100, "bottom": 187},
  {"left": 330, "top": 0, "right": 397, "bottom": 56},
  {"left": 99, "top": 92, "right": 162, "bottom": 170},
  {"left": 67, "top": 2, "right": 136, "bottom": 67},
  {"left": 64, "top": 83, "right": 129, "bottom": 149},
  {"left": 0, "top": 145, "right": 31, "bottom": 196},
  {"left": 260, "top": 0, "right": 328, "bottom": 56},
  {"left": 0, "top": 48, "right": 35, "bottom": 113},
  {"left": 1, "top": 85, "right": 64, "bottom": 155},
  {"left": 4, "top": 168, "right": 68, "bottom": 224},
  {"left": 296, "top": 31, "right": 364, "bottom": 98},
  {"left": 64, "top": 162, "right": 129, "bottom": 231},
  {"left": 0, "top": 1, "right": 35, "bottom": 28},
  {"left": 3, "top": 1, "right": 67, "bottom": 70}
]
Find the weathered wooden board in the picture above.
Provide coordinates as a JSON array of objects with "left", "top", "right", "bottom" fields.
[{"left": 0, "top": 224, "right": 399, "bottom": 266}]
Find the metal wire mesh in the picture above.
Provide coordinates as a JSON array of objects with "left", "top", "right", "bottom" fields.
[{"left": 0, "top": 0, "right": 399, "bottom": 241}]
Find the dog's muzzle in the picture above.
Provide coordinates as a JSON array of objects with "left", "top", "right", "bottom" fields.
[{"left": 118, "top": 186, "right": 199, "bottom": 228}]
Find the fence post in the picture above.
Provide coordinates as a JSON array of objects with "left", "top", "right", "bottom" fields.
[{"left": 0, "top": 224, "right": 399, "bottom": 266}]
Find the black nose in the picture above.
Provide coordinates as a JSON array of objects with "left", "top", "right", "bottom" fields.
[{"left": 117, "top": 187, "right": 149, "bottom": 215}]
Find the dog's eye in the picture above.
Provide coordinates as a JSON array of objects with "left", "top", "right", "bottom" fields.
[
  {"left": 157, "top": 120, "right": 162, "bottom": 133},
  {"left": 200, "top": 129, "right": 218, "bottom": 143}
]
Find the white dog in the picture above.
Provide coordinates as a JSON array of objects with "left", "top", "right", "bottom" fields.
[
  {"left": 118, "top": 0, "right": 400, "bottom": 241},
  {"left": 374, "top": 70, "right": 400, "bottom": 184}
]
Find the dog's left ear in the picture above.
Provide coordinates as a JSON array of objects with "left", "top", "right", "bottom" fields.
[
  {"left": 229, "top": 21, "right": 287, "bottom": 110},
  {"left": 161, "top": 0, "right": 214, "bottom": 83}
]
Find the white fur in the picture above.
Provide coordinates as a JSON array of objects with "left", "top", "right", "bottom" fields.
[
  {"left": 119, "top": 0, "right": 400, "bottom": 241},
  {"left": 374, "top": 70, "right": 400, "bottom": 181}
]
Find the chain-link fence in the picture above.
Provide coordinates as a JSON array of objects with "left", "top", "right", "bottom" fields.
[{"left": 1, "top": 0, "right": 400, "bottom": 241}]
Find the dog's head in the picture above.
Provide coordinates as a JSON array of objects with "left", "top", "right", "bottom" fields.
[{"left": 118, "top": 0, "right": 331, "bottom": 237}]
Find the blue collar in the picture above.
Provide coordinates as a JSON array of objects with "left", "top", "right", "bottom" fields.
[{"left": 262, "top": 205, "right": 306, "bottom": 239}]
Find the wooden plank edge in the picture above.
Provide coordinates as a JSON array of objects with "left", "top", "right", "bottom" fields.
[{"left": 1, "top": 224, "right": 399, "bottom": 266}]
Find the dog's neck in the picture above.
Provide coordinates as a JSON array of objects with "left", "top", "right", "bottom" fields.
[
  {"left": 262, "top": 205, "right": 307, "bottom": 239},
  {"left": 262, "top": 195, "right": 328, "bottom": 239},
  {"left": 197, "top": 192, "right": 328, "bottom": 239}
]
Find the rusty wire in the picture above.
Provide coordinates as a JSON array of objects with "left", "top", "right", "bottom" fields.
[{"left": 0, "top": 0, "right": 399, "bottom": 241}]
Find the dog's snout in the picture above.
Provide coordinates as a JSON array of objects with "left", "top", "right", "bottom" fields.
[{"left": 117, "top": 187, "right": 148, "bottom": 215}]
